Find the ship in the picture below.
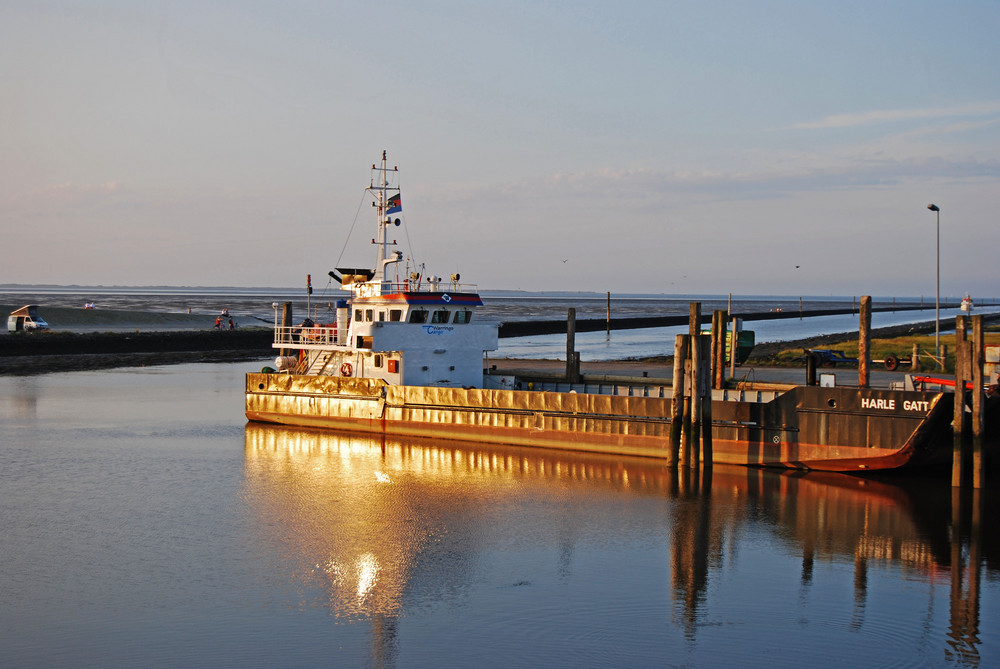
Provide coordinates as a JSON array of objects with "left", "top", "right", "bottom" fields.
[{"left": 245, "top": 153, "right": 957, "bottom": 472}]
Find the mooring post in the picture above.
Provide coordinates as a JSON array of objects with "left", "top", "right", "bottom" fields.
[
  {"left": 699, "top": 335, "right": 713, "bottom": 468},
  {"left": 685, "top": 303, "right": 701, "bottom": 466},
  {"left": 952, "top": 318, "right": 968, "bottom": 487},
  {"left": 729, "top": 317, "right": 740, "bottom": 380},
  {"left": 280, "top": 301, "right": 293, "bottom": 357},
  {"left": 689, "top": 334, "right": 702, "bottom": 468},
  {"left": 956, "top": 315, "right": 968, "bottom": 381},
  {"left": 971, "top": 315, "right": 985, "bottom": 489},
  {"left": 688, "top": 302, "right": 701, "bottom": 337},
  {"left": 912, "top": 343, "right": 920, "bottom": 372},
  {"left": 670, "top": 334, "right": 688, "bottom": 465},
  {"left": 713, "top": 310, "right": 728, "bottom": 389},
  {"left": 719, "top": 310, "right": 728, "bottom": 388},
  {"left": 709, "top": 311, "right": 719, "bottom": 389},
  {"left": 806, "top": 352, "right": 818, "bottom": 386},
  {"left": 606, "top": 291, "right": 611, "bottom": 338},
  {"left": 566, "top": 307, "right": 579, "bottom": 383},
  {"left": 858, "top": 295, "right": 871, "bottom": 389}
]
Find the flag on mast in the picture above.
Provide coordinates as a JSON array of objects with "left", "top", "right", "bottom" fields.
[{"left": 387, "top": 193, "right": 402, "bottom": 215}]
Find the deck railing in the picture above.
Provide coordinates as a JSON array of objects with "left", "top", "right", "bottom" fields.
[
  {"left": 274, "top": 325, "right": 340, "bottom": 347},
  {"left": 352, "top": 280, "right": 479, "bottom": 297}
]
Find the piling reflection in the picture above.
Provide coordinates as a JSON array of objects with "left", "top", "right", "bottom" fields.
[
  {"left": 672, "top": 467, "right": 992, "bottom": 666},
  {"left": 243, "top": 424, "right": 993, "bottom": 666}
]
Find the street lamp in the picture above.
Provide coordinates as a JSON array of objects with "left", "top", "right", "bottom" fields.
[{"left": 927, "top": 204, "right": 940, "bottom": 367}]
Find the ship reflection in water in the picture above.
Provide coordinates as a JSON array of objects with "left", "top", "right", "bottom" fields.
[{"left": 243, "top": 424, "right": 995, "bottom": 667}]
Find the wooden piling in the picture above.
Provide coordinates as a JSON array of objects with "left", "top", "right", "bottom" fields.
[
  {"left": 729, "top": 316, "right": 739, "bottom": 380},
  {"left": 684, "top": 303, "right": 702, "bottom": 466},
  {"left": 699, "top": 335, "right": 713, "bottom": 468},
  {"left": 719, "top": 311, "right": 729, "bottom": 388},
  {"left": 858, "top": 295, "right": 871, "bottom": 389},
  {"left": 566, "top": 307, "right": 579, "bottom": 383},
  {"left": 912, "top": 343, "right": 920, "bottom": 372},
  {"left": 670, "top": 334, "right": 687, "bottom": 465},
  {"left": 689, "top": 334, "right": 702, "bottom": 468},
  {"left": 688, "top": 302, "right": 701, "bottom": 337},
  {"left": 606, "top": 292, "right": 611, "bottom": 337},
  {"left": 710, "top": 310, "right": 726, "bottom": 389},
  {"left": 971, "top": 315, "right": 985, "bottom": 489},
  {"left": 280, "top": 302, "right": 293, "bottom": 357},
  {"left": 709, "top": 311, "right": 718, "bottom": 390},
  {"left": 952, "top": 319, "right": 968, "bottom": 488}
]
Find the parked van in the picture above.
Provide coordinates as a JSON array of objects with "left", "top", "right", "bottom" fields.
[{"left": 7, "top": 305, "right": 49, "bottom": 333}]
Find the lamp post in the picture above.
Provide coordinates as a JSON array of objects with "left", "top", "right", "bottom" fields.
[{"left": 927, "top": 204, "right": 940, "bottom": 367}]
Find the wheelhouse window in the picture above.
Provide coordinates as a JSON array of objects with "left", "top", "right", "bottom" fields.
[
  {"left": 354, "top": 309, "right": 363, "bottom": 321},
  {"left": 378, "top": 311, "right": 385, "bottom": 321},
  {"left": 453, "top": 309, "right": 473, "bottom": 324},
  {"left": 389, "top": 309, "right": 402, "bottom": 322},
  {"left": 431, "top": 310, "right": 450, "bottom": 324},
  {"left": 365, "top": 309, "right": 374, "bottom": 322},
  {"left": 409, "top": 310, "right": 428, "bottom": 323}
]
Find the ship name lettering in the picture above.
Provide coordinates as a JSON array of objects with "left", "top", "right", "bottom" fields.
[
  {"left": 903, "top": 400, "right": 930, "bottom": 412},
  {"left": 422, "top": 326, "right": 454, "bottom": 335},
  {"left": 861, "top": 398, "right": 895, "bottom": 410}
]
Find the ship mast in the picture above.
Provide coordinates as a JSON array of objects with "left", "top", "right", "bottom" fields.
[{"left": 371, "top": 150, "right": 401, "bottom": 292}]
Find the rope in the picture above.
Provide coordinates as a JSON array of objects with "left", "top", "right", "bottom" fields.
[{"left": 334, "top": 189, "right": 370, "bottom": 269}]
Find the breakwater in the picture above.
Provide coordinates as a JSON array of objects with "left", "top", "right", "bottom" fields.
[
  {"left": 0, "top": 306, "right": 949, "bottom": 357},
  {"left": 497, "top": 303, "right": 937, "bottom": 337},
  {"left": 0, "top": 328, "right": 272, "bottom": 357},
  {"left": 0, "top": 329, "right": 273, "bottom": 375}
]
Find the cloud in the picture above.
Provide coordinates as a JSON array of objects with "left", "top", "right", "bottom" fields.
[
  {"left": 3, "top": 180, "right": 124, "bottom": 210},
  {"left": 42, "top": 181, "right": 123, "bottom": 197},
  {"left": 467, "top": 154, "right": 1000, "bottom": 209},
  {"left": 793, "top": 102, "right": 1000, "bottom": 130}
]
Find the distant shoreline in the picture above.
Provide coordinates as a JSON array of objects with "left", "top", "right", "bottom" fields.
[{"left": 5, "top": 312, "right": 999, "bottom": 376}]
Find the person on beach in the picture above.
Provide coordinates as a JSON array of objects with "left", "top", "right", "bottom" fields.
[
  {"left": 228, "top": 317, "right": 234, "bottom": 330},
  {"left": 214, "top": 316, "right": 221, "bottom": 329}
]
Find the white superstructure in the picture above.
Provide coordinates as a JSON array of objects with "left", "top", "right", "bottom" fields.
[{"left": 271, "top": 152, "right": 498, "bottom": 388}]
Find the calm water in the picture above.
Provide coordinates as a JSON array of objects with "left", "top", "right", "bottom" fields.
[{"left": 1, "top": 362, "right": 998, "bottom": 667}]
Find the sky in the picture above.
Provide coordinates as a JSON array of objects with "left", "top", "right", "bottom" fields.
[{"left": 2, "top": 0, "right": 999, "bottom": 298}]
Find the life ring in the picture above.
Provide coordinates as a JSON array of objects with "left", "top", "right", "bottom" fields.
[{"left": 340, "top": 362, "right": 353, "bottom": 377}]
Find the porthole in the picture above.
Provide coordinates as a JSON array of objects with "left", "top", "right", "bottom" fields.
[{"left": 827, "top": 398, "right": 837, "bottom": 408}]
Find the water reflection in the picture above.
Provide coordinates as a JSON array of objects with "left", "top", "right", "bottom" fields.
[
  {"left": 6, "top": 376, "right": 39, "bottom": 419},
  {"left": 243, "top": 424, "right": 993, "bottom": 667}
]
